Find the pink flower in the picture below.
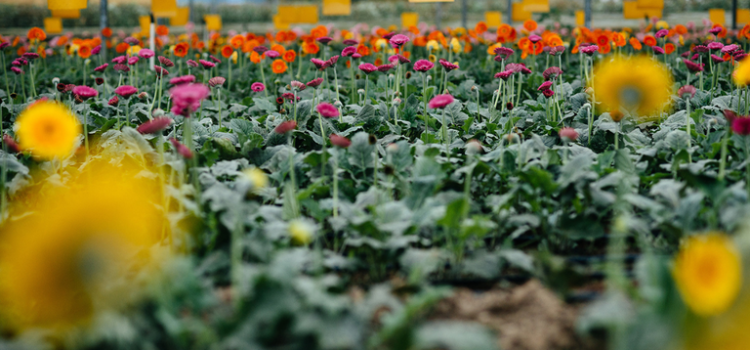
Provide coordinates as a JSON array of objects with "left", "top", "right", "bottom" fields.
[
  {"left": 210, "top": 55, "right": 221, "bottom": 64},
  {"left": 187, "top": 60, "right": 199, "bottom": 68},
  {"left": 651, "top": 46, "right": 665, "bottom": 55},
  {"left": 428, "top": 94, "right": 454, "bottom": 109},
  {"left": 72, "top": 85, "right": 98, "bottom": 100},
  {"left": 112, "top": 55, "right": 127, "bottom": 64},
  {"left": 94, "top": 63, "right": 109, "bottom": 72},
  {"left": 108, "top": 95, "right": 119, "bottom": 106},
  {"left": 311, "top": 58, "right": 329, "bottom": 70},
  {"left": 330, "top": 134, "right": 351, "bottom": 148},
  {"left": 199, "top": 60, "right": 215, "bottom": 69},
  {"left": 678, "top": 85, "right": 697, "bottom": 99},
  {"left": 253, "top": 46, "right": 268, "bottom": 54},
  {"left": 265, "top": 50, "right": 280, "bottom": 59},
  {"left": 352, "top": 53, "right": 362, "bottom": 59},
  {"left": 154, "top": 66, "right": 170, "bottom": 77},
  {"left": 711, "top": 54, "right": 724, "bottom": 63},
  {"left": 683, "top": 59, "right": 704, "bottom": 72},
  {"left": 707, "top": 42, "right": 724, "bottom": 51},
  {"left": 170, "top": 75, "right": 196, "bottom": 85},
  {"left": 529, "top": 35, "right": 542, "bottom": 43},
  {"left": 306, "top": 78, "right": 323, "bottom": 88},
  {"left": 12, "top": 66, "right": 25, "bottom": 75},
  {"left": 251, "top": 82, "right": 265, "bottom": 92},
  {"left": 316, "top": 102, "right": 339, "bottom": 118},
  {"left": 317, "top": 37, "right": 333, "bottom": 45},
  {"left": 413, "top": 59, "right": 434, "bottom": 72},
  {"left": 693, "top": 45, "right": 709, "bottom": 53},
  {"left": 170, "top": 138, "right": 194, "bottom": 159},
  {"left": 359, "top": 63, "right": 378, "bottom": 74},
  {"left": 3, "top": 135, "right": 19, "bottom": 154},
  {"left": 208, "top": 76, "right": 226, "bottom": 88},
  {"left": 114, "top": 85, "right": 138, "bottom": 98},
  {"left": 722, "top": 44, "right": 740, "bottom": 54},
  {"left": 343, "top": 39, "right": 358, "bottom": 46},
  {"left": 559, "top": 127, "right": 578, "bottom": 142},
  {"left": 580, "top": 45, "right": 599, "bottom": 55},
  {"left": 543, "top": 67, "right": 563, "bottom": 80},
  {"left": 655, "top": 29, "right": 669, "bottom": 38},
  {"left": 275, "top": 120, "right": 297, "bottom": 134},
  {"left": 378, "top": 64, "right": 395, "bottom": 73},
  {"left": 138, "top": 48, "right": 155, "bottom": 59},
  {"left": 22, "top": 52, "right": 39, "bottom": 60},
  {"left": 733, "top": 117, "right": 750, "bottom": 136},
  {"left": 506, "top": 63, "right": 526, "bottom": 73},
  {"left": 328, "top": 55, "right": 340, "bottom": 66},
  {"left": 159, "top": 56, "right": 175, "bottom": 67},
  {"left": 494, "top": 46, "right": 514, "bottom": 58},
  {"left": 389, "top": 54, "right": 411, "bottom": 64},
  {"left": 709, "top": 26, "right": 723, "bottom": 35},
  {"left": 124, "top": 37, "right": 139, "bottom": 45},
  {"left": 91, "top": 45, "right": 101, "bottom": 55},
  {"left": 342, "top": 46, "right": 357, "bottom": 57},
  {"left": 170, "top": 83, "right": 210, "bottom": 117},
  {"left": 113, "top": 64, "right": 130, "bottom": 72},
  {"left": 438, "top": 59, "right": 458, "bottom": 71},
  {"left": 290, "top": 80, "right": 307, "bottom": 91},
  {"left": 495, "top": 70, "right": 514, "bottom": 80},
  {"left": 389, "top": 34, "right": 410, "bottom": 47},
  {"left": 538, "top": 81, "right": 553, "bottom": 91},
  {"left": 128, "top": 56, "right": 140, "bottom": 65},
  {"left": 542, "top": 89, "right": 555, "bottom": 98},
  {"left": 137, "top": 117, "right": 173, "bottom": 134}
]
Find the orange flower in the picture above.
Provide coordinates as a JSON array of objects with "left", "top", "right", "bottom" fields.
[
  {"left": 475, "top": 21, "right": 488, "bottom": 34},
  {"left": 523, "top": 20, "right": 537, "bottom": 32},
  {"left": 174, "top": 42, "right": 189, "bottom": 58},
  {"left": 221, "top": 45, "right": 233, "bottom": 59},
  {"left": 275, "top": 31, "right": 287, "bottom": 42},
  {"left": 102, "top": 27, "right": 113, "bottom": 38},
  {"left": 518, "top": 37, "right": 531, "bottom": 51},
  {"left": 115, "top": 42, "right": 130, "bottom": 54},
  {"left": 156, "top": 25, "right": 169, "bottom": 36},
  {"left": 527, "top": 41, "right": 544, "bottom": 55},
  {"left": 57, "top": 36, "right": 68, "bottom": 46},
  {"left": 571, "top": 44, "right": 579, "bottom": 54},
  {"left": 547, "top": 35, "right": 563, "bottom": 47},
  {"left": 413, "top": 36, "right": 427, "bottom": 47},
  {"left": 11, "top": 37, "right": 19, "bottom": 47},
  {"left": 78, "top": 45, "right": 91, "bottom": 59},
  {"left": 375, "top": 28, "right": 389, "bottom": 37},
  {"left": 629, "top": 37, "right": 642, "bottom": 50},
  {"left": 612, "top": 32, "right": 626, "bottom": 47},
  {"left": 16, "top": 47, "right": 25, "bottom": 56},
  {"left": 271, "top": 44, "right": 286, "bottom": 56},
  {"left": 408, "top": 26, "right": 420, "bottom": 35},
  {"left": 596, "top": 34, "right": 610, "bottom": 47},
  {"left": 230, "top": 35, "right": 245, "bottom": 49},
  {"left": 285, "top": 31, "right": 298, "bottom": 42},
  {"left": 283, "top": 50, "right": 296, "bottom": 63},
  {"left": 643, "top": 35, "right": 657, "bottom": 47},
  {"left": 271, "top": 59, "right": 287, "bottom": 74},
  {"left": 664, "top": 43, "right": 675, "bottom": 54},
  {"left": 27, "top": 27, "right": 46, "bottom": 41},
  {"left": 599, "top": 43, "right": 611, "bottom": 54},
  {"left": 356, "top": 44, "right": 369, "bottom": 56},
  {"left": 243, "top": 39, "right": 259, "bottom": 53},
  {"left": 310, "top": 25, "right": 328, "bottom": 39},
  {"left": 250, "top": 51, "right": 262, "bottom": 64},
  {"left": 498, "top": 24, "right": 512, "bottom": 38},
  {"left": 36, "top": 45, "right": 46, "bottom": 59},
  {"left": 303, "top": 42, "right": 320, "bottom": 55}
]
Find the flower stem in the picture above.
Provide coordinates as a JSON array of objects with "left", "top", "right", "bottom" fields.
[{"left": 259, "top": 59, "right": 268, "bottom": 98}]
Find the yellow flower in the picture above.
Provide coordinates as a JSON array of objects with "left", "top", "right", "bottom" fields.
[
  {"left": 289, "top": 219, "right": 315, "bottom": 246},
  {"left": 243, "top": 167, "right": 268, "bottom": 190},
  {"left": 0, "top": 162, "right": 168, "bottom": 331},
  {"left": 127, "top": 45, "right": 142, "bottom": 56},
  {"left": 673, "top": 233, "right": 742, "bottom": 316},
  {"left": 656, "top": 20, "right": 669, "bottom": 30},
  {"left": 231, "top": 51, "right": 238, "bottom": 64},
  {"left": 590, "top": 55, "right": 673, "bottom": 118},
  {"left": 454, "top": 27, "right": 467, "bottom": 37},
  {"left": 733, "top": 56, "right": 750, "bottom": 86},
  {"left": 426, "top": 40, "right": 440, "bottom": 53},
  {"left": 450, "top": 38, "right": 461, "bottom": 54},
  {"left": 428, "top": 54, "right": 437, "bottom": 63},
  {"left": 487, "top": 43, "right": 502, "bottom": 55},
  {"left": 15, "top": 102, "right": 81, "bottom": 160},
  {"left": 375, "top": 38, "right": 388, "bottom": 50}
]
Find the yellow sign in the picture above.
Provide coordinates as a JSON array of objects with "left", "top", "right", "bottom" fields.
[
  {"left": 739, "top": 9, "right": 750, "bottom": 25},
  {"left": 152, "top": 0, "right": 178, "bottom": 18},
  {"left": 523, "top": 0, "right": 549, "bottom": 13},
  {"left": 277, "top": 5, "right": 318, "bottom": 24},
  {"left": 44, "top": 17, "right": 62, "bottom": 34},
  {"left": 204, "top": 15, "right": 222, "bottom": 31},
  {"left": 51, "top": 9, "right": 80, "bottom": 19},
  {"left": 170, "top": 7, "right": 190, "bottom": 26},
  {"left": 273, "top": 14, "right": 290, "bottom": 30},
  {"left": 401, "top": 12, "right": 419, "bottom": 28},
  {"left": 576, "top": 10, "right": 585, "bottom": 26},
  {"left": 709, "top": 9, "right": 726, "bottom": 26},
  {"left": 485, "top": 11, "right": 502, "bottom": 28},
  {"left": 323, "top": 0, "right": 351, "bottom": 16},
  {"left": 408, "top": 0, "right": 453, "bottom": 2},
  {"left": 512, "top": 3, "right": 532, "bottom": 21},
  {"left": 140, "top": 15, "right": 151, "bottom": 37},
  {"left": 48, "top": 0, "right": 86, "bottom": 10},
  {"left": 637, "top": 0, "right": 664, "bottom": 9},
  {"left": 624, "top": 2, "right": 661, "bottom": 20}
]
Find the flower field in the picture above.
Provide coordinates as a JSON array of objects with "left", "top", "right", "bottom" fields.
[{"left": 3, "top": 15, "right": 750, "bottom": 350}]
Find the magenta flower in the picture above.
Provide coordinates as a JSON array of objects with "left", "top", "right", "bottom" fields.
[
  {"left": 538, "top": 81, "right": 553, "bottom": 91},
  {"left": 22, "top": 52, "right": 39, "bottom": 60},
  {"left": 311, "top": 58, "right": 329, "bottom": 70},
  {"left": 707, "top": 42, "right": 724, "bottom": 51},
  {"left": 428, "top": 94, "right": 454, "bottom": 109},
  {"left": 108, "top": 95, "right": 119, "bottom": 106},
  {"left": 253, "top": 46, "right": 269, "bottom": 54},
  {"left": 317, "top": 37, "right": 333, "bottom": 45},
  {"left": 413, "top": 59, "right": 434, "bottom": 72},
  {"left": 93, "top": 63, "right": 109, "bottom": 72},
  {"left": 138, "top": 48, "right": 155, "bottom": 59},
  {"left": 722, "top": 44, "right": 740, "bottom": 54},
  {"left": 113, "top": 64, "right": 130, "bottom": 72},
  {"left": 709, "top": 26, "right": 723, "bottom": 35},
  {"left": 124, "top": 37, "right": 140, "bottom": 45},
  {"left": 378, "top": 64, "right": 395, "bottom": 73},
  {"left": 316, "top": 102, "right": 339, "bottom": 118},
  {"left": 137, "top": 117, "right": 173, "bottom": 134},
  {"left": 724, "top": 110, "right": 738, "bottom": 125},
  {"left": 711, "top": 54, "right": 724, "bottom": 63},
  {"left": 154, "top": 66, "right": 170, "bottom": 77},
  {"left": 187, "top": 60, "right": 199, "bottom": 68},
  {"left": 72, "top": 86, "right": 98, "bottom": 100},
  {"left": 359, "top": 63, "right": 378, "bottom": 74},
  {"left": 559, "top": 127, "right": 579, "bottom": 142},
  {"left": 170, "top": 138, "right": 194, "bottom": 159},
  {"left": 210, "top": 55, "right": 221, "bottom": 64},
  {"left": 265, "top": 50, "right": 280, "bottom": 59},
  {"left": 736, "top": 53, "right": 748, "bottom": 61},
  {"left": 529, "top": 35, "right": 542, "bottom": 43},
  {"left": 678, "top": 85, "right": 697, "bottom": 99},
  {"left": 275, "top": 120, "right": 297, "bottom": 134},
  {"left": 506, "top": 63, "right": 526, "bottom": 73},
  {"left": 389, "top": 54, "right": 411, "bottom": 64},
  {"left": 328, "top": 55, "right": 340, "bottom": 66},
  {"left": 733, "top": 117, "right": 750, "bottom": 136},
  {"left": 389, "top": 34, "right": 410, "bottom": 48},
  {"left": 128, "top": 56, "right": 140, "bottom": 65},
  {"left": 693, "top": 45, "right": 709, "bottom": 53},
  {"left": 651, "top": 46, "right": 665, "bottom": 55},
  {"left": 438, "top": 59, "right": 458, "bottom": 71},
  {"left": 170, "top": 83, "right": 210, "bottom": 117},
  {"left": 542, "top": 89, "right": 555, "bottom": 98},
  {"left": 251, "top": 82, "right": 266, "bottom": 92},
  {"left": 115, "top": 85, "right": 138, "bottom": 98},
  {"left": 494, "top": 46, "right": 514, "bottom": 58},
  {"left": 683, "top": 59, "right": 704, "bottom": 73},
  {"left": 91, "top": 45, "right": 101, "bottom": 55},
  {"left": 159, "top": 56, "right": 175, "bottom": 67},
  {"left": 330, "top": 134, "right": 351, "bottom": 148},
  {"left": 112, "top": 55, "right": 127, "bottom": 64},
  {"left": 655, "top": 29, "right": 669, "bottom": 39},
  {"left": 495, "top": 70, "right": 514, "bottom": 80},
  {"left": 12, "top": 66, "right": 26, "bottom": 75},
  {"left": 208, "top": 76, "right": 226, "bottom": 88},
  {"left": 342, "top": 46, "right": 357, "bottom": 57},
  {"left": 352, "top": 53, "right": 362, "bottom": 59},
  {"left": 306, "top": 78, "right": 323, "bottom": 88},
  {"left": 343, "top": 39, "right": 358, "bottom": 46},
  {"left": 199, "top": 60, "right": 215, "bottom": 69},
  {"left": 170, "top": 75, "right": 196, "bottom": 85},
  {"left": 543, "top": 67, "right": 563, "bottom": 80},
  {"left": 290, "top": 80, "right": 307, "bottom": 91},
  {"left": 580, "top": 45, "right": 599, "bottom": 55}
]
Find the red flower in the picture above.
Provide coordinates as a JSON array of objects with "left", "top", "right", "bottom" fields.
[
  {"left": 275, "top": 121, "right": 297, "bottom": 134},
  {"left": 330, "top": 134, "right": 351, "bottom": 148}
]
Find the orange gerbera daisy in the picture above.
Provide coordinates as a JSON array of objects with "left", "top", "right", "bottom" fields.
[
  {"left": 596, "top": 34, "right": 610, "bottom": 47},
  {"left": 475, "top": 21, "right": 488, "bottom": 34},
  {"left": 271, "top": 59, "right": 287, "bottom": 74},
  {"left": 174, "top": 42, "right": 189, "bottom": 58},
  {"left": 57, "top": 36, "right": 68, "bottom": 46},
  {"left": 27, "top": 27, "right": 46, "bottom": 41},
  {"left": 523, "top": 20, "right": 537, "bottom": 32},
  {"left": 102, "top": 27, "right": 113, "bottom": 38},
  {"left": 356, "top": 44, "right": 369, "bottom": 56},
  {"left": 271, "top": 44, "right": 286, "bottom": 55},
  {"left": 230, "top": 35, "right": 245, "bottom": 49},
  {"left": 664, "top": 43, "right": 675, "bottom": 54},
  {"left": 643, "top": 35, "right": 657, "bottom": 47},
  {"left": 599, "top": 43, "right": 612, "bottom": 54},
  {"left": 310, "top": 25, "right": 328, "bottom": 39},
  {"left": 283, "top": 50, "right": 296, "bottom": 63},
  {"left": 629, "top": 37, "right": 642, "bottom": 50},
  {"left": 115, "top": 42, "right": 130, "bottom": 54},
  {"left": 612, "top": 32, "right": 626, "bottom": 47},
  {"left": 78, "top": 45, "right": 91, "bottom": 59},
  {"left": 221, "top": 45, "right": 233, "bottom": 59},
  {"left": 303, "top": 42, "right": 320, "bottom": 55},
  {"left": 250, "top": 51, "right": 262, "bottom": 64},
  {"left": 156, "top": 25, "right": 169, "bottom": 36}
]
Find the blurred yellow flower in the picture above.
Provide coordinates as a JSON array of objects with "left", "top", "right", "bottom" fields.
[
  {"left": 673, "top": 233, "right": 742, "bottom": 316},
  {"left": 450, "top": 38, "right": 461, "bottom": 54},
  {"left": 243, "top": 167, "right": 268, "bottom": 190},
  {"left": 590, "top": 55, "right": 673, "bottom": 117},
  {"left": 127, "top": 45, "right": 142, "bottom": 56},
  {"left": 656, "top": 20, "right": 669, "bottom": 30},
  {"left": 428, "top": 54, "right": 437, "bottom": 63},
  {"left": 426, "top": 40, "right": 440, "bottom": 53},
  {"left": 0, "top": 162, "right": 168, "bottom": 331},
  {"left": 289, "top": 219, "right": 314, "bottom": 246},
  {"left": 15, "top": 101, "right": 81, "bottom": 160},
  {"left": 733, "top": 56, "right": 750, "bottom": 86}
]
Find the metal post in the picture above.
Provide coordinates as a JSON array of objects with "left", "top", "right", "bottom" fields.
[
  {"left": 584, "top": 0, "right": 592, "bottom": 28},
  {"left": 189, "top": 0, "right": 195, "bottom": 23},
  {"left": 210, "top": 0, "right": 217, "bottom": 14},
  {"left": 149, "top": 14, "right": 155, "bottom": 71},
  {"left": 506, "top": 0, "right": 512, "bottom": 24},
  {"left": 100, "top": 0, "right": 108, "bottom": 60},
  {"left": 436, "top": 3, "right": 442, "bottom": 30},
  {"left": 733, "top": 0, "right": 738, "bottom": 30},
  {"left": 461, "top": 0, "right": 467, "bottom": 29}
]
